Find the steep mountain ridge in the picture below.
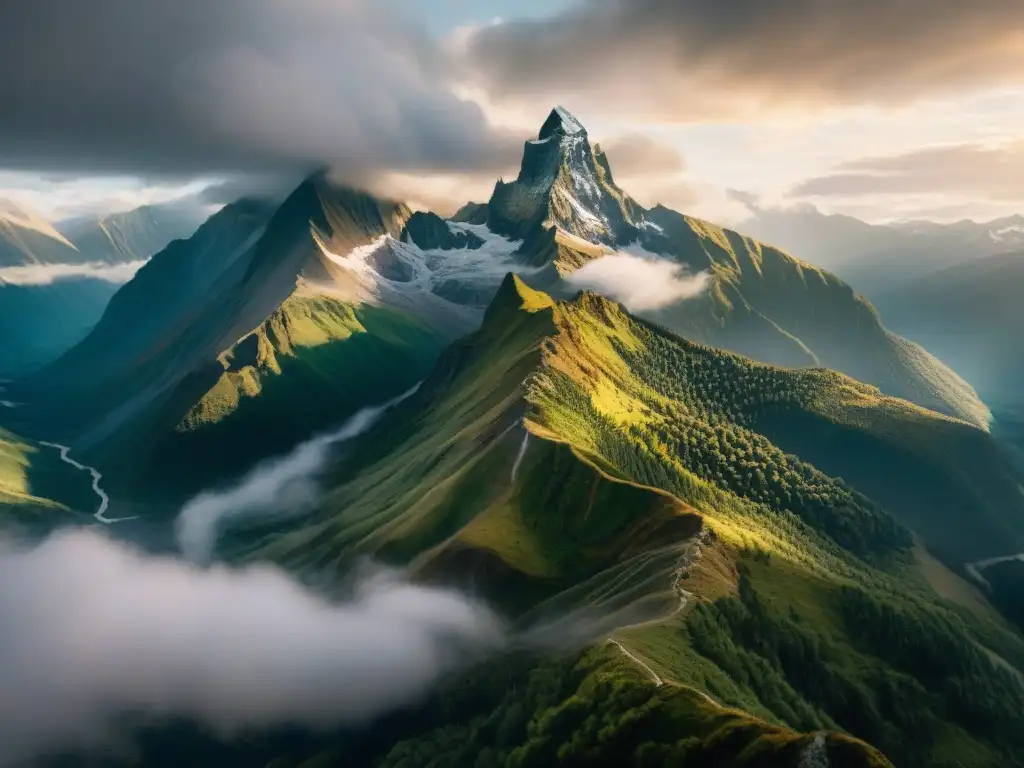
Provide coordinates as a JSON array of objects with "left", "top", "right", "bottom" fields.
[
  {"left": 487, "top": 106, "right": 645, "bottom": 249},
  {"left": 247, "top": 274, "right": 1023, "bottom": 577},
  {"left": 218, "top": 276, "right": 1024, "bottom": 767},
  {"left": 8, "top": 107, "right": 1024, "bottom": 766},
  {"left": 875, "top": 249, "right": 1024, "bottom": 402},
  {"left": 16, "top": 178, "right": 505, "bottom": 496},
  {"left": 739, "top": 204, "right": 1024, "bottom": 292},
  {"left": 475, "top": 108, "right": 989, "bottom": 427},
  {"left": 637, "top": 206, "right": 991, "bottom": 427},
  {"left": 0, "top": 198, "right": 80, "bottom": 267},
  {"left": 61, "top": 202, "right": 206, "bottom": 264},
  {"left": 873, "top": 249, "right": 1024, "bottom": 451},
  {"left": 0, "top": 200, "right": 207, "bottom": 378},
  {"left": 15, "top": 107, "right": 992, "bottom": 500},
  {"left": 32, "top": 198, "right": 277, "bottom": 392}
]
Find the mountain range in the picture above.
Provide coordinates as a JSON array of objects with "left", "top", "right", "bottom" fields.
[
  {"left": 873, "top": 249, "right": 1024, "bottom": 444},
  {"left": 2, "top": 108, "right": 1023, "bottom": 768},
  {"left": 0, "top": 199, "right": 207, "bottom": 378},
  {"left": 738, "top": 202, "right": 1024, "bottom": 294},
  {"left": 12, "top": 107, "right": 989, "bottom": 492}
]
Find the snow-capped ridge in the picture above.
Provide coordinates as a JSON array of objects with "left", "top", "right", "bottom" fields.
[{"left": 314, "top": 221, "right": 531, "bottom": 311}]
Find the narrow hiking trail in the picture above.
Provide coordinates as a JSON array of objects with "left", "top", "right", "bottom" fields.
[
  {"left": 606, "top": 637, "right": 723, "bottom": 711},
  {"left": 607, "top": 546, "right": 701, "bottom": 687},
  {"left": 39, "top": 442, "right": 137, "bottom": 524},
  {"left": 607, "top": 639, "right": 663, "bottom": 686}
]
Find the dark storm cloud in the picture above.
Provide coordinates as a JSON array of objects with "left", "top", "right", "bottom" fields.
[
  {"left": 0, "top": 0, "right": 520, "bottom": 177},
  {"left": 196, "top": 175, "right": 304, "bottom": 206},
  {"left": 460, "top": 0, "right": 1024, "bottom": 119},
  {"left": 792, "top": 141, "right": 1024, "bottom": 199}
]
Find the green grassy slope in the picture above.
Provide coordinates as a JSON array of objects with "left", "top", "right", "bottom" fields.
[
  {"left": 121, "top": 293, "right": 449, "bottom": 497},
  {"left": 611, "top": 315, "right": 1024, "bottom": 565},
  {"left": 235, "top": 276, "right": 699, "bottom": 619},
  {"left": 217, "top": 276, "right": 1024, "bottom": 767},
  {"left": 636, "top": 207, "right": 990, "bottom": 428},
  {"left": 15, "top": 182, "right": 456, "bottom": 498},
  {"left": 19, "top": 199, "right": 276, "bottom": 409},
  {"left": 83, "top": 647, "right": 891, "bottom": 768},
  {"left": 0, "top": 427, "right": 92, "bottom": 531}
]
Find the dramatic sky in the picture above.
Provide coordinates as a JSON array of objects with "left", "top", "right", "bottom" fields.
[{"left": 1, "top": 0, "right": 1022, "bottom": 224}]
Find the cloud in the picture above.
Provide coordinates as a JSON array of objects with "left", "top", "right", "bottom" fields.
[
  {"left": 177, "top": 386, "right": 419, "bottom": 564},
  {"left": 0, "top": 0, "right": 520, "bottom": 179},
  {"left": 584, "top": 133, "right": 748, "bottom": 224},
  {"left": 195, "top": 175, "right": 303, "bottom": 207},
  {"left": 457, "top": 0, "right": 1024, "bottom": 120},
  {"left": 728, "top": 190, "right": 762, "bottom": 210},
  {"left": 0, "top": 529, "right": 502, "bottom": 766},
  {"left": 625, "top": 175, "right": 750, "bottom": 225},
  {"left": 362, "top": 130, "right": 693, "bottom": 218},
  {"left": 0, "top": 172, "right": 215, "bottom": 222},
  {"left": 598, "top": 134, "right": 686, "bottom": 177},
  {"left": 359, "top": 170, "right": 510, "bottom": 217},
  {"left": 564, "top": 248, "right": 711, "bottom": 311},
  {"left": 0, "top": 260, "right": 147, "bottom": 286},
  {"left": 791, "top": 140, "right": 1024, "bottom": 200}
]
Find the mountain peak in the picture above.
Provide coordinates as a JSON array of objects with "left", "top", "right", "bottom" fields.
[
  {"left": 0, "top": 197, "right": 77, "bottom": 248},
  {"left": 483, "top": 105, "right": 645, "bottom": 246},
  {"left": 538, "top": 106, "right": 586, "bottom": 140},
  {"left": 483, "top": 272, "right": 556, "bottom": 327}
]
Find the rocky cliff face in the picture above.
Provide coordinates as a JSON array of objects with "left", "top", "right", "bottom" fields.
[
  {"left": 402, "top": 211, "right": 484, "bottom": 251},
  {"left": 486, "top": 106, "right": 644, "bottom": 247}
]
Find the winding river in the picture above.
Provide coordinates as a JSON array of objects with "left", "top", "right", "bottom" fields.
[{"left": 39, "top": 442, "right": 136, "bottom": 524}]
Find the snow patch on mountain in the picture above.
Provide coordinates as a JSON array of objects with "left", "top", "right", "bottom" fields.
[
  {"left": 557, "top": 187, "right": 605, "bottom": 235},
  {"left": 316, "top": 222, "right": 531, "bottom": 307}
]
